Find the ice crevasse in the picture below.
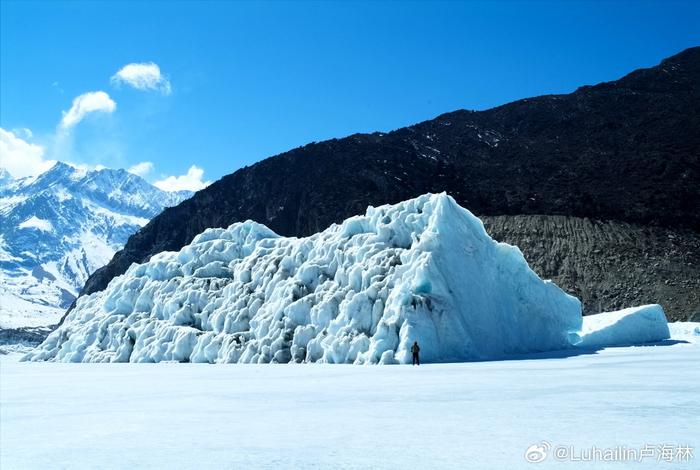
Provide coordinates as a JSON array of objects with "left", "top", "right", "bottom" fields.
[{"left": 25, "top": 193, "right": 659, "bottom": 364}]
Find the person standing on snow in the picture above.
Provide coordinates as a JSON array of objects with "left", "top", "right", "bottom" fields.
[{"left": 411, "top": 341, "right": 421, "bottom": 366}]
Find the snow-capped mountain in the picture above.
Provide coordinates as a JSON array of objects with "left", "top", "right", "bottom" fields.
[{"left": 0, "top": 162, "right": 192, "bottom": 328}]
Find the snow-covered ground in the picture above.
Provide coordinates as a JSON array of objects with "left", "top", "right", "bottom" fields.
[
  {"left": 2, "top": 325, "right": 698, "bottom": 470},
  {"left": 0, "top": 286, "right": 64, "bottom": 328}
]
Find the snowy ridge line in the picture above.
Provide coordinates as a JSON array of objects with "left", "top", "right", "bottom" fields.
[
  {"left": 0, "top": 161, "right": 192, "bottom": 328},
  {"left": 26, "top": 193, "right": 591, "bottom": 364}
]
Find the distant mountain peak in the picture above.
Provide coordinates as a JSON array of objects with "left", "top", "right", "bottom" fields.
[
  {"left": 0, "top": 161, "right": 193, "bottom": 328},
  {"left": 0, "top": 167, "right": 14, "bottom": 184}
]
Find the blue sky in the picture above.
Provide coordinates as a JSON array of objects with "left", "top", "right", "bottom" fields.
[{"left": 1, "top": 1, "right": 699, "bottom": 190}]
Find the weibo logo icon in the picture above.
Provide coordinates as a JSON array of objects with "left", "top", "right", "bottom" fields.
[{"left": 524, "top": 441, "right": 551, "bottom": 463}]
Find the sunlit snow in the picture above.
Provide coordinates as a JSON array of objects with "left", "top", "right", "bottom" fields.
[
  {"left": 18, "top": 216, "right": 53, "bottom": 232},
  {"left": 2, "top": 327, "right": 698, "bottom": 469}
]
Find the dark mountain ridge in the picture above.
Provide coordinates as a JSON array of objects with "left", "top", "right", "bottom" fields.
[{"left": 80, "top": 47, "right": 700, "bottom": 321}]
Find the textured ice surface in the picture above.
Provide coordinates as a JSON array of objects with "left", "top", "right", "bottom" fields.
[{"left": 26, "top": 193, "right": 584, "bottom": 363}]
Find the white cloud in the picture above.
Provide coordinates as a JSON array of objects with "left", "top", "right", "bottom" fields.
[
  {"left": 12, "top": 128, "right": 33, "bottom": 139},
  {"left": 128, "top": 161, "right": 154, "bottom": 177},
  {"left": 0, "top": 128, "right": 56, "bottom": 178},
  {"left": 51, "top": 81, "right": 65, "bottom": 94},
  {"left": 154, "top": 165, "right": 210, "bottom": 192},
  {"left": 60, "top": 91, "right": 116, "bottom": 130},
  {"left": 111, "top": 62, "right": 172, "bottom": 95}
]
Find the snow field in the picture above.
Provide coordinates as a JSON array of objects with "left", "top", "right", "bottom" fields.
[{"left": 2, "top": 333, "right": 699, "bottom": 469}]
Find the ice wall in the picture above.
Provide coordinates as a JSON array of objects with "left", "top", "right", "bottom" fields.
[{"left": 26, "top": 193, "right": 583, "bottom": 364}]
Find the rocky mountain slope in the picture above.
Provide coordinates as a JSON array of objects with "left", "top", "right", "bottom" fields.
[
  {"left": 483, "top": 216, "right": 700, "bottom": 321},
  {"left": 0, "top": 162, "right": 191, "bottom": 328},
  {"left": 80, "top": 47, "right": 700, "bottom": 321}
]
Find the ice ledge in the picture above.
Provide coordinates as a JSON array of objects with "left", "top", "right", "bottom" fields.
[{"left": 574, "top": 304, "right": 671, "bottom": 349}]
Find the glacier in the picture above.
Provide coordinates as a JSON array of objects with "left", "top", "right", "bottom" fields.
[{"left": 27, "top": 193, "right": 589, "bottom": 364}]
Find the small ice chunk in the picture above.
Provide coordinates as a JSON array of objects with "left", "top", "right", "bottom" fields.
[{"left": 575, "top": 304, "right": 670, "bottom": 349}]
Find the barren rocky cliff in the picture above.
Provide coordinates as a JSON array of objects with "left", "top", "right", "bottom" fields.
[
  {"left": 484, "top": 216, "right": 699, "bottom": 321},
  {"left": 78, "top": 47, "right": 700, "bottom": 321}
]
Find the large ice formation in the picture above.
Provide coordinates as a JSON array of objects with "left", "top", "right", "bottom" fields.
[{"left": 26, "top": 193, "right": 587, "bottom": 363}]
